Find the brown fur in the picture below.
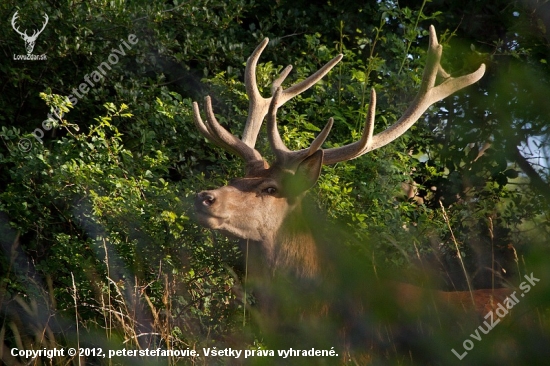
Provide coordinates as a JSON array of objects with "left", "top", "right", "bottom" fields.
[
  {"left": 195, "top": 157, "right": 514, "bottom": 318},
  {"left": 393, "top": 282, "right": 513, "bottom": 316},
  {"left": 274, "top": 206, "right": 320, "bottom": 278}
]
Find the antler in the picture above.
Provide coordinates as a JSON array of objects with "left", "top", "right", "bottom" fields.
[
  {"left": 192, "top": 38, "right": 342, "bottom": 171},
  {"left": 267, "top": 86, "right": 338, "bottom": 167},
  {"left": 11, "top": 12, "right": 27, "bottom": 38},
  {"left": 34, "top": 13, "right": 49, "bottom": 39},
  {"left": 11, "top": 12, "right": 48, "bottom": 40},
  {"left": 268, "top": 25, "right": 486, "bottom": 166}
]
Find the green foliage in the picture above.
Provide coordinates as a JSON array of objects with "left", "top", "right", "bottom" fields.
[{"left": 1, "top": 0, "right": 549, "bottom": 364}]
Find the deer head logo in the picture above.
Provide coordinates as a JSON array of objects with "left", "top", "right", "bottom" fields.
[{"left": 11, "top": 11, "right": 49, "bottom": 55}]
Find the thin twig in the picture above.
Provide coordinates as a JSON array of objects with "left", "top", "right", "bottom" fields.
[
  {"left": 71, "top": 272, "right": 81, "bottom": 366},
  {"left": 439, "top": 200, "right": 475, "bottom": 307}
]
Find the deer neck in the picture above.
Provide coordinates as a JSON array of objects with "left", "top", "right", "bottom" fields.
[{"left": 259, "top": 202, "right": 320, "bottom": 279}]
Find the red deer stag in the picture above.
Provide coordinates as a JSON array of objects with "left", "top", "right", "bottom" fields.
[{"left": 193, "top": 26, "right": 512, "bottom": 316}]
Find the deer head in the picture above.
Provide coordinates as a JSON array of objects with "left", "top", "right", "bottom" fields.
[
  {"left": 193, "top": 26, "right": 485, "bottom": 278},
  {"left": 11, "top": 11, "right": 49, "bottom": 54}
]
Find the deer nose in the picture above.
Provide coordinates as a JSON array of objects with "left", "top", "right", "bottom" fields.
[{"left": 197, "top": 191, "right": 216, "bottom": 207}]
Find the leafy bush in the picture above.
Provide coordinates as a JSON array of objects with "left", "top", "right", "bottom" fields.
[{"left": 1, "top": 0, "right": 549, "bottom": 364}]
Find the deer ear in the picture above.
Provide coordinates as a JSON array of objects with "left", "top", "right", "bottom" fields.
[{"left": 289, "top": 150, "right": 324, "bottom": 196}]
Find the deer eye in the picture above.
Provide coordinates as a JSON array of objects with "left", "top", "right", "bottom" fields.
[{"left": 263, "top": 187, "right": 277, "bottom": 195}]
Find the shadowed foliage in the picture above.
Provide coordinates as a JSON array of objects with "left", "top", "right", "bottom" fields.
[{"left": 1, "top": 0, "right": 549, "bottom": 364}]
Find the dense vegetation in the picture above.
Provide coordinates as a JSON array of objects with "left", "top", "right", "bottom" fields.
[{"left": 1, "top": 0, "right": 549, "bottom": 364}]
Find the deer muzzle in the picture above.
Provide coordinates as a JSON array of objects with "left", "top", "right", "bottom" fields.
[
  {"left": 196, "top": 191, "right": 216, "bottom": 207},
  {"left": 194, "top": 190, "right": 226, "bottom": 229}
]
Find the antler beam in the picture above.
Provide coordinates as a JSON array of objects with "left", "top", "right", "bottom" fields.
[{"left": 320, "top": 25, "right": 485, "bottom": 164}]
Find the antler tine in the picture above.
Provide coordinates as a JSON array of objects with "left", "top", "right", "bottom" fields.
[
  {"left": 192, "top": 97, "right": 263, "bottom": 164},
  {"left": 266, "top": 87, "right": 290, "bottom": 159},
  {"left": 192, "top": 100, "right": 222, "bottom": 146},
  {"left": 271, "top": 65, "right": 293, "bottom": 94},
  {"left": 38, "top": 13, "right": 49, "bottom": 34},
  {"left": 241, "top": 37, "right": 343, "bottom": 148},
  {"left": 241, "top": 38, "right": 272, "bottom": 148},
  {"left": 321, "top": 89, "right": 376, "bottom": 165},
  {"left": 268, "top": 87, "right": 334, "bottom": 166},
  {"left": 322, "top": 25, "right": 485, "bottom": 164},
  {"left": 308, "top": 118, "right": 334, "bottom": 153},
  {"left": 193, "top": 37, "right": 343, "bottom": 168},
  {"left": 11, "top": 12, "right": 26, "bottom": 37},
  {"left": 279, "top": 54, "right": 343, "bottom": 101}
]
